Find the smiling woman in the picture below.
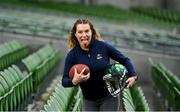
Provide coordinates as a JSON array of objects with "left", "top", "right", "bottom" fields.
[{"left": 62, "top": 18, "right": 138, "bottom": 111}]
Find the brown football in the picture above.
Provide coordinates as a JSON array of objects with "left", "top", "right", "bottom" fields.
[{"left": 69, "top": 64, "right": 90, "bottom": 79}]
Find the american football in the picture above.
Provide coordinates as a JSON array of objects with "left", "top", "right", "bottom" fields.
[{"left": 69, "top": 64, "right": 90, "bottom": 79}]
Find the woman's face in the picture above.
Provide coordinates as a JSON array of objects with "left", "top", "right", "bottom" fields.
[{"left": 75, "top": 23, "right": 92, "bottom": 51}]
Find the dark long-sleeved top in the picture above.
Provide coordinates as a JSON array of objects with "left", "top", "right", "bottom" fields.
[{"left": 62, "top": 39, "right": 137, "bottom": 100}]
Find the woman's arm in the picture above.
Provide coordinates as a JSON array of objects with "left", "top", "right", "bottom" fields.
[
  {"left": 62, "top": 51, "right": 76, "bottom": 87},
  {"left": 106, "top": 42, "right": 137, "bottom": 76}
]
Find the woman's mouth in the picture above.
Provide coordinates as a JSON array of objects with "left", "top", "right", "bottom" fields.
[{"left": 81, "top": 39, "right": 89, "bottom": 47}]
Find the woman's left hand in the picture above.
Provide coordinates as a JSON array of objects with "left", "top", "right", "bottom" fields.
[{"left": 125, "top": 76, "right": 137, "bottom": 88}]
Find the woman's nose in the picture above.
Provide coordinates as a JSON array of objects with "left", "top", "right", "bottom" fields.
[{"left": 82, "top": 32, "right": 86, "bottom": 36}]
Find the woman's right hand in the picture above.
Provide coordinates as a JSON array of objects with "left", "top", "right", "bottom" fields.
[{"left": 72, "top": 67, "right": 90, "bottom": 85}]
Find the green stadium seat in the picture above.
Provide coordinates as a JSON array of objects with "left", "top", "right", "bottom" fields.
[
  {"left": 44, "top": 103, "right": 52, "bottom": 111},
  {"left": 12, "top": 82, "right": 21, "bottom": 110},
  {"left": 0, "top": 90, "right": 11, "bottom": 111},
  {"left": 44, "top": 104, "right": 49, "bottom": 111},
  {"left": 22, "top": 53, "right": 41, "bottom": 72},
  {"left": 1, "top": 72, "right": 13, "bottom": 89},
  {"left": 0, "top": 73, "right": 10, "bottom": 93},
  {"left": 52, "top": 92, "right": 64, "bottom": 111},
  {"left": 0, "top": 83, "right": 5, "bottom": 96},
  {"left": 36, "top": 45, "right": 55, "bottom": 61},
  {"left": 54, "top": 86, "right": 69, "bottom": 110},
  {"left": 47, "top": 100, "right": 56, "bottom": 111},
  {"left": 0, "top": 40, "right": 29, "bottom": 71},
  {"left": 8, "top": 67, "right": 21, "bottom": 82},
  {"left": 173, "top": 87, "right": 180, "bottom": 109},
  {"left": 12, "top": 65, "right": 24, "bottom": 79},
  {"left": 150, "top": 60, "right": 180, "bottom": 110},
  {"left": 35, "top": 61, "right": 46, "bottom": 85},
  {"left": 72, "top": 98, "right": 81, "bottom": 112},
  {"left": 123, "top": 97, "right": 135, "bottom": 111},
  {"left": 123, "top": 89, "right": 135, "bottom": 108},
  {"left": 10, "top": 86, "right": 18, "bottom": 110},
  {"left": 3, "top": 70, "right": 17, "bottom": 87},
  {"left": 49, "top": 96, "right": 62, "bottom": 111}
]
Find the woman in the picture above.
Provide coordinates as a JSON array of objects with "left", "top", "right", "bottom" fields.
[{"left": 62, "top": 19, "right": 137, "bottom": 111}]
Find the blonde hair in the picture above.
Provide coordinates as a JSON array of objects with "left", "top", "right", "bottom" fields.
[{"left": 67, "top": 19, "right": 101, "bottom": 49}]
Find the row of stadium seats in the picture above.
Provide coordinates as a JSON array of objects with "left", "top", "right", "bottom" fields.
[
  {"left": 0, "top": 40, "right": 32, "bottom": 110},
  {"left": 0, "top": 40, "right": 28, "bottom": 71},
  {"left": 21, "top": 44, "right": 60, "bottom": 91},
  {"left": 150, "top": 59, "right": 180, "bottom": 110},
  {"left": 1, "top": 14, "right": 180, "bottom": 57},
  {"left": 0, "top": 16, "right": 68, "bottom": 39},
  {"left": 32, "top": 46, "right": 60, "bottom": 91},
  {"left": 41, "top": 79, "right": 149, "bottom": 111},
  {"left": 0, "top": 40, "right": 61, "bottom": 111},
  {"left": 131, "top": 7, "right": 180, "bottom": 25},
  {"left": 41, "top": 81, "right": 82, "bottom": 112},
  {"left": 158, "top": 63, "right": 180, "bottom": 91},
  {"left": 0, "top": 64, "right": 33, "bottom": 111},
  {"left": 122, "top": 85, "right": 149, "bottom": 111},
  {"left": 101, "top": 28, "right": 180, "bottom": 56},
  {"left": 21, "top": 44, "right": 58, "bottom": 73},
  {"left": 1, "top": 13, "right": 180, "bottom": 46}
]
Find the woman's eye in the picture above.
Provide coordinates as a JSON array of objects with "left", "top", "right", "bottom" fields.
[
  {"left": 85, "top": 30, "right": 89, "bottom": 33},
  {"left": 78, "top": 31, "right": 82, "bottom": 34}
]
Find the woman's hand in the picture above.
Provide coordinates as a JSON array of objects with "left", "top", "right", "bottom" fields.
[
  {"left": 72, "top": 67, "right": 90, "bottom": 85},
  {"left": 125, "top": 76, "right": 137, "bottom": 88}
]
